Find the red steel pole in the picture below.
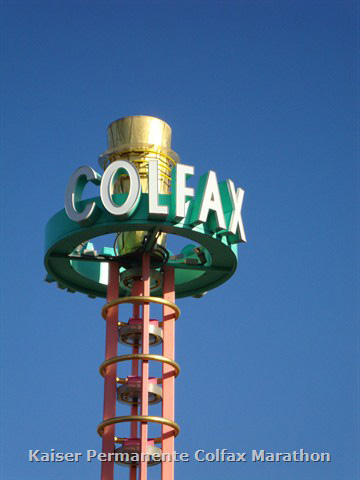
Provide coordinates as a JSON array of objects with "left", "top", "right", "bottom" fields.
[
  {"left": 140, "top": 254, "right": 150, "bottom": 480},
  {"left": 130, "top": 279, "right": 142, "bottom": 480},
  {"left": 101, "top": 261, "right": 119, "bottom": 480},
  {"left": 161, "top": 266, "right": 175, "bottom": 480}
]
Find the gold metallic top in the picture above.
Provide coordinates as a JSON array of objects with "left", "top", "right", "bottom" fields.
[
  {"left": 98, "top": 115, "right": 179, "bottom": 171},
  {"left": 97, "top": 115, "right": 180, "bottom": 256},
  {"left": 107, "top": 115, "right": 172, "bottom": 150}
]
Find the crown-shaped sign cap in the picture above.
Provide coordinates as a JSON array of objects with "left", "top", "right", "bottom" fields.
[{"left": 107, "top": 115, "right": 172, "bottom": 149}]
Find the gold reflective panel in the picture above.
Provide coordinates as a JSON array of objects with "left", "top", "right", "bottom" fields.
[{"left": 99, "top": 116, "right": 179, "bottom": 257}]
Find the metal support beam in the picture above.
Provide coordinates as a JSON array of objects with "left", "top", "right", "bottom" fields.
[
  {"left": 101, "top": 261, "right": 119, "bottom": 480},
  {"left": 140, "top": 254, "right": 150, "bottom": 480},
  {"left": 130, "top": 279, "right": 142, "bottom": 480},
  {"left": 161, "top": 266, "right": 175, "bottom": 480}
]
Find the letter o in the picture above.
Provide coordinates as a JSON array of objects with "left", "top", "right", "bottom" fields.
[
  {"left": 100, "top": 160, "right": 141, "bottom": 218},
  {"left": 206, "top": 452, "right": 216, "bottom": 462},
  {"left": 311, "top": 453, "right": 320, "bottom": 462}
]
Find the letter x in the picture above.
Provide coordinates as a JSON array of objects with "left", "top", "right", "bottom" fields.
[{"left": 227, "top": 179, "right": 246, "bottom": 243}]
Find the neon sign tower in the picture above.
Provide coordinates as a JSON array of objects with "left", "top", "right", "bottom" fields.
[{"left": 44, "top": 115, "right": 246, "bottom": 480}]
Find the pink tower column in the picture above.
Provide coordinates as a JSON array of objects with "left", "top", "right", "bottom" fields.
[
  {"left": 140, "top": 253, "right": 150, "bottom": 480},
  {"left": 101, "top": 261, "right": 120, "bottom": 480},
  {"left": 130, "top": 279, "right": 142, "bottom": 480},
  {"left": 161, "top": 266, "right": 175, "bottom": 480}
]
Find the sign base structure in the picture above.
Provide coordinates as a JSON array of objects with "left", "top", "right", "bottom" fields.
[
  {"left": 44, "top": 115, "right": 244, "bottom": 480},
  {"left": 98, "top": 255, "right": 178, "bottom": 480}
]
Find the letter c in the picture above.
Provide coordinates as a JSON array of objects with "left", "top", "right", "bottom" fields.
[
  {"left": 65, "top": 166, "right": 101, "bottom": 225},
  {"left": 195, "top": 450, "right": 205, "bottom": 462}
]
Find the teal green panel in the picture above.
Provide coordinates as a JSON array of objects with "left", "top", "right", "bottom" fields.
[{"left": 44, "top": 193, "right": 239, "bottom": 299}]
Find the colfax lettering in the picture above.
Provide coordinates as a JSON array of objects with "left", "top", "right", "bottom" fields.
[
  {"left": 195, "top": 449, "right": 247, "bottom": 462},
  {"left": 65, "top": 160, "right": 246, "bottom": 244}
]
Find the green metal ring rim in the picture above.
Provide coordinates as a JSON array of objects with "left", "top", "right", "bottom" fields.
[{"left": 44, "top": 194, "right": 238, "bottom": 299}]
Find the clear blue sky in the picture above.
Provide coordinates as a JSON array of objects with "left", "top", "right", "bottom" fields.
[{"left": 0, "top": 1, "right": 358, "bottom": 479}]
